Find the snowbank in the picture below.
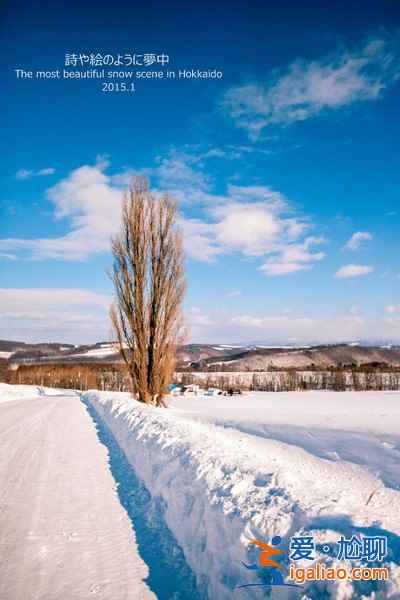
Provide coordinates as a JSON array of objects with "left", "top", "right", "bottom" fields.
[
  {"left": 0, "top": 384, "right": 78, "bottom": 403},
  {"left": 83, "top": 390, "right": 400, "bottom": 599},
  {"left": 0, "top": 383, "right": 41, "bottom": 403}
]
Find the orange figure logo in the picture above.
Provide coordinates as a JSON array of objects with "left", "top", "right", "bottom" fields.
[
  {"left": 242, "top": 535, "right": 283, "bottom": 571},
  {"left": 237, "top": 535, "right": 303, "bottom": 589},
  {"left": 249, "top": 540, "right": 283, "bottom": 568}
]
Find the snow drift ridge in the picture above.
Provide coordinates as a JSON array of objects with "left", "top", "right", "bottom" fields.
[{"left": 83, "top": 390, "right": 400, "bottom": 599}]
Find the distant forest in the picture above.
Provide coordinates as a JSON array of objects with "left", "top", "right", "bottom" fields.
[{"left": 2, "top": 361, "right": 399, "bottom": 393}]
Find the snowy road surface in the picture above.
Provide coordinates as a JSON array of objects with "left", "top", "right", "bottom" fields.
[{"left": 0, "top": 391, "right": 155, "bottom": 600}]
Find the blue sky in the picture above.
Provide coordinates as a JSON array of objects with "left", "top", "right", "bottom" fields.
[{"left": 0, "top": 0, "right": 399, "bottom": 344}]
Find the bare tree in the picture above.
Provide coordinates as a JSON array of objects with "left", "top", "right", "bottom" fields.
[{"left": 110, "top": 177, "right": 185, "bottom": 406}]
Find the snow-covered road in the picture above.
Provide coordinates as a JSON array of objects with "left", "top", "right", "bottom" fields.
[{"left": 0, "top": 390, "right": 155, "bottom": 600}]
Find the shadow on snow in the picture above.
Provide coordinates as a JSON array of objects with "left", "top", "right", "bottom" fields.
[{"left": 81, "top": 396, "right": 205, "bottom": 600}]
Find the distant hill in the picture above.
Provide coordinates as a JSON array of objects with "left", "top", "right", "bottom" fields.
[
  {"left": 186, "top": 344, "right": 400, "bottom": 370},
  {"left": 0, "top": 340, "right": 116, "bottom": 362},
  {"left": 1, "top": 340, "right": 243, "bottom": 364},
  {"left": 1, "top": 339, "right": 400, "bottom": 370},
  {"left": 0, "top": 340, "right": 75, "bottom": 360}
]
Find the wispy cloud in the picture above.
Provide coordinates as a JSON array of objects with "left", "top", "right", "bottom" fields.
[
  {"left": 185, "top": 307, "right": 400, "bottom": 344},
  {"left": 5, "top": 154, "right": 218, "bottom": 261},
  {"left": 16, "top": 167, "right": 56, "bottom": 179},
  {"left": 179, "top": 216, "right": 222, "bottom": 262},
  {"left": 385, "top": 305, "right": 400, "bottom": 314},
  {"left": 261, "top": 236, "right": 326, "bottom": 275},
  {"left": 1, "top": 289, "right": 396, "bottom": 344},
  {"left": 223, "top": 37, "right": 399, "bottom": 137},
  {"left": 151, "top": 151, "right": 212, "bottom": 204},
  {"left": 2, "top": 154, "right": 325, "bottom": 275},
  {"left": 226, "top": 290, "right": 241, "bottom": 297},
  {"left": 3, "top": 158, "right": 122, "bottom": 261},
  {"left": 335, "top": 264, "right": 374, "bottom": 278},
  {"left": 184, "top": 144, "right": 272, "bottom": 161},
  {"left": 0, "top": 288, "right": 111, "bottom": 343},
  {"left": 344, "top": 231, "right": 373, "bottom": 250},
  {"left": 179, "top": 183, "right": 324, "bottom": 273}
]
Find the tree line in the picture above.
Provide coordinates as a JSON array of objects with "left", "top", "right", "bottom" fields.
[{"left": 3, "top": 363, "right": 399, "bottom": 392}]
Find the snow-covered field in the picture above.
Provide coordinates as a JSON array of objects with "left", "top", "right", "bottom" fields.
[
  {"left": 169, "top": 392, "right": 400, "bottom": 489},
  {"left": 66, "top": 344, "right": 119, "bottom": 359},
  {"left": 84, "top": 389, "right": 400, "bottom": 599}
]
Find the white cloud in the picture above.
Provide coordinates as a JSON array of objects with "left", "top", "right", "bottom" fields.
[
  {"left": 186, "top": 307, "right": 217, "bottom": 341},
  {"left": 223, "top": 38, "right": 399, "bottom": 136},
  {"left": 0, "top": 288, "right": 111, "bottom": 344},
  {"left": 385, "top": 305, "right": 399, "bottom": 314},
  {"left": 148, "top": 153, "right": 322, "bottom": 275},
  {"left": 209, "top": 185, "right": 304, "bottom": 255},
  {"left": 3, "top": 158, "right": 123, "bottom": 260},
  {"left": 212, "top": 201, "right": 284, "bottom": 255},
  {"left": 194, "top": 144, "right": 272, "bottom": 160},
  {"left": 15, "top": 169, "right": 33, "bottom": 180},
  {"left": 179, "top": 184, "right": 324, "bottom": 273},
  {"left": 226, "top": 290, "right": 241, "bottom": 297},
  {"left": 37, "top": 168, "right": 56, "bottom": 176},
  {"left": 2, "top": 289, "right": 397, "bottom": 344},
  {"left": 261, "top": 262, "right": 309, "bottom": 276},
  {"left": 149, "top": 151, "right": 213, "bottom": 204},
  {"left": 186, "top": 309, "right": 400, "bottom": 344},
  {"left": 229, "top": 311, "right": 398, "bottom": 344},
  {"left": 179, "top": 217, "right": 222, "bottom": 262},
  {"left": 335, "top": 264, "right": 374, "bottom": 278},
  {"left": 4, "top": 154, "right": 237, "bottom": 262},
  {"left": 16, "top": 167, "right": 55, "bottom": 179},
  {"left": 261, "top": 236, "right": 325, "bottom": 276},
  {"left": 156, "top": 154, "right": 207, "bottom": 190},
  {"left": 231, "top": 314, "right": 315, "bottom": 334},
  {"left": 2, "top": 154, "right": 324, "bottom": 276},
  {"left": 187, "top": 307, "right": 216, "bottom": 327},
  {"left": 344, "top": 231, "right": 373, "bottom": 250}
]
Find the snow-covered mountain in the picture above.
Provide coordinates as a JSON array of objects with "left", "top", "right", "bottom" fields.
[{"left": 1, "top": 339, "right": 400, "bottom": 369}]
